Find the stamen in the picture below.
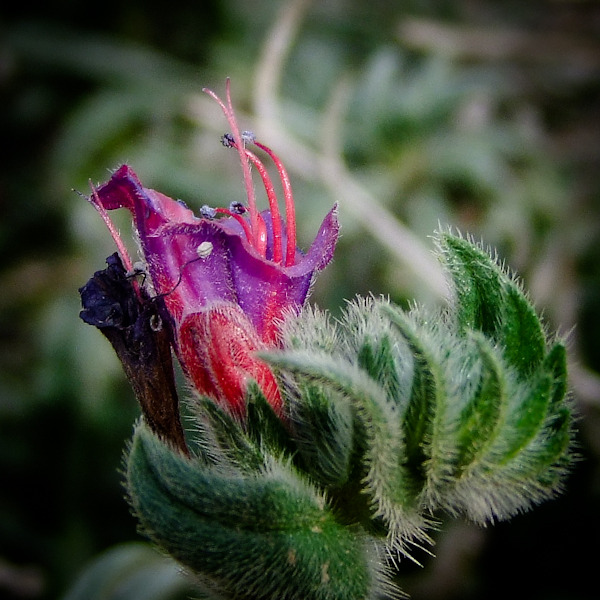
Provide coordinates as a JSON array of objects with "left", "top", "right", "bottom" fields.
[
  {"left": 225, "top": 139, "right": 284, "bottom": 265},
  {"left": 85, "top": 182, "right": 141, "bottom": 298},
  {"left": 221, "top": 133, "right": 235, "bottom": 148},
  {"left": 206, "top": 203, "right": 267, "bottom": 257},
  {"left": 252, "top": 141, "right": 297, "bottom": 266},
  {"left": 213, "top": 207, "right": 255, "bottom": 243},
  {"left": 203, "top": 80, "right": 262, "bottom": 255},
  {"left": 241, "top": 130, "right": 256, "bottom": 144}
]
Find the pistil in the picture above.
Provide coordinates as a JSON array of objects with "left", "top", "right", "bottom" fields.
[{"left": 203, "top": 80, "right": 265, "bottom": 255}]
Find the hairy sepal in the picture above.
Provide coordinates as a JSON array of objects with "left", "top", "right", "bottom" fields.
[
  {"left": 126, "top": 423, "right": 387, "bottom": 600},
  {"left": 262, "top": 349, "right": 433, "bottom": 555}
]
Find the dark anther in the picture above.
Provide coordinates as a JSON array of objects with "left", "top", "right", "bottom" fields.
[
  {"left": 221, "top": 133, "right": 235, "bottom": 148},
  {"left": 229, "top": 201, "right": 247, "bottom": 214}
]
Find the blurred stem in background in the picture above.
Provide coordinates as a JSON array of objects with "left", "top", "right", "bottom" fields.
[{"left": 1, "top": 1, "right": 599, "bottom": 599}]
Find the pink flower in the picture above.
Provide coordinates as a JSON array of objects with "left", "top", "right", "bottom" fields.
[{"left": 87, "top": 80, "right": 338, "bottom": 416}]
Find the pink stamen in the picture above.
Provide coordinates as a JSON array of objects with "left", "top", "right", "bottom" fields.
[
  {"left": 227, "top": 142, "right": 284, "bottom": 265},
  {"left": 213, "top": 207, "right": 254, "bottom": 242},
  {"left": 253, "top": 141, "right": 297, "bottom": 266},
  {"left": 202, "top": 80, "right": 263, "bottom": 256},
  {"left": 88, "top": 182, "right": 141, "bottom": 297}
]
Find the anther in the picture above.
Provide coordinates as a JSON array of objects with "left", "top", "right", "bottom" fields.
[
  {"left": 201, "top": 205, "right": 217, "bottom": 219},
  {"left": 229, "top": 201, "right": 247, "bottom": 214},
  {"left": 221, "top": 133, "right": 235, "bottom": 148},
  {"left": 241, "top": 130, "right": 256, "bottom": 144}
]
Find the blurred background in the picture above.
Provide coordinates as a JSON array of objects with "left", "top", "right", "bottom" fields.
[{"left": 1, "top": 0, "right": 599, "bottom": 598}]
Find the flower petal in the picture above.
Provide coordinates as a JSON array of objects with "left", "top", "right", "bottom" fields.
[{"left": 178, "top": 303, "right": 283, "bottom": 416}]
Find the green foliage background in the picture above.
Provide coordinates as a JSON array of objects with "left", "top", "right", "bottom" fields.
[{"left": 1, "top": 1, "right": 599, "bottom": 599}]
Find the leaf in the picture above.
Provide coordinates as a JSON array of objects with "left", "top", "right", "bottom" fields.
[
  {"left": 439, "top": 232, "right": 547, "bottom": 379},
  {"left": 262, "top": 349, "right": 432, "bottom": 553},
  {"left": 498, "top": 282, "right": 546, "bottom": 378},
  {"left": 356, "top": 333, "right": 403, "bottom": 404},
  {"left": 544, "top": 341, "right": 568, "bottom": 409},
  {"left": 381, "top": 306, "right": 442, "bottom": 486},
  {"left": 520, "top": 407, "right": 574, "bottom": 481},
  {"left": 195, "top": 397, "right": 264, "bottom": 472},
  {"left": 61, "top": 542, "right": 193, "bottom": 600},
  {"left": 438, "top": 233, "right": 504, "bottom": 337},
  {"left": 245, "top": 382, "right": 297, "bottom": 459},
  {"left": 126, "top": 424, "right": 380, "bottom": 600},
  {"left": 497, "top": 375, "right": 552, "bottom": 464},
  {"left": 454, "top": 334, "right": 505, "bottom": 472},
  {"left": 289, "top": 381, "right": 355, "bottom": 488}
]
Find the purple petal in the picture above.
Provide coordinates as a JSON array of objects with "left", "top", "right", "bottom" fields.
[{"left": 94, "top": 165, "right": 340, "bottom": 345}]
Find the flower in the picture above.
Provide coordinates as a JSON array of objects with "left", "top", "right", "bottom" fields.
[{"left": 87, "top": 80, "right": 339, "bottom": 416}]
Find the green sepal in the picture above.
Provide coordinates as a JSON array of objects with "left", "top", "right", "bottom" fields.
[
  {"left": 517, "top": 407, "right": 574, "bottom": 484},
  {"left": 195, "top": 397, "right": 265, "bottom": 472},
  {"left": 356, "top": 333, "right": 403, "bottom": 404},
  {"left": 498, "top": 283, "right": 546, "bottom": 378},
  {"left": 454, "top": 333, "right": 505, "bottom": 473},
  {"left": 438, "top": 233, "right": 546, "bottom": 378},
  {"left": 245, "top": 382, "right": 297, "bottom": 459},
  {"left": 497, "top": 374, "right": 552, "bottom": 464},
  {"left": 289, "top": 381, "right": 355, "bottom": 488},
  {"left": 544, "top": 341, "right": 568, "bottom": 409},
  {"left": 491, "top": 340, "right": 571, "bottom": 472},
  {"left": 381, "top": 306, "right": 443, "bottom": 488},
  {"left": 126, "top": 423, "right": 382, "bottom": 600},
  {"left": 194, "top": 387, "right": 297, "bottom": 474},
  {"left": 438, "top": 233, "right": 504, "bottom": 337},
  {"left": 263, "top": 349, "right": 432, "bottom": 553}
]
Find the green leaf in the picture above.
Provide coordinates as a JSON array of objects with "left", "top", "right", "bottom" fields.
[
  {"left": 455, "top": 334, "right": 505, "bottom": 472},
  {"left": 438, "top": 233, "right": 504, "bottom": 337},
  {"left": 522, "top": 407, "right": 574, "bottom": 478},
  {"left": 245, "top": 382, "right": 297, "bottom": 459},
  {"left": 544, "top": 342, "right": 568, "bottom": 409},
  {"left": 439, "top": 232, "right": 547, "bottom": 379},
  {"left": 262, "top": 349, "right": 432, "bottom": 553},
  {"left": 498, "top": 282, "right": 546, "bottom": 378},
  {"left": 195, "top": 397, "right": 264, "bottom": 472},
  {"left": 289, "top": 381, "right": 354, "bottom": 488},
  {"left": 356, "top": 333, "right": 403, "bottom": 403},
  {"left": 497, "top": 375, "right": 552, "bottom": 464},
  {"left": 382, "top": 307, "right": 442, "bottom": 484},
  {"left": 61, "top": 542, "right": 193, "bottom": 600},
  {"left": 126, "top": 424, "right": 380, "bottom": 600}
]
